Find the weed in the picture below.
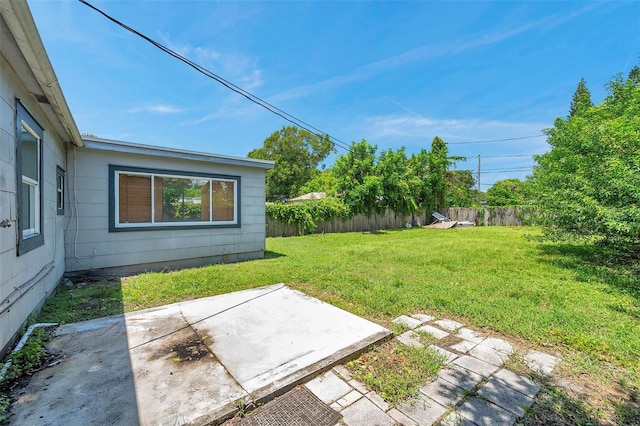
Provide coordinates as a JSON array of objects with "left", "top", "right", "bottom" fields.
[
  {"left": 390, "top": 322, "right": 410, "bottom": 336},
  {"left": 235, "top": 397, "right": 252, "bottom": 417},
  {"left": 0, "top": 327, "right": 52, "bottom": 422},
  {"left": 346, "top": 341, "right": 443, "bottom": 405}
]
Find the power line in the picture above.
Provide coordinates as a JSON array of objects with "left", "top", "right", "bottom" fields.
[
  {"left": 482, "top": 168, "right": 533, "bottom": 174},
  {"left": 446, "top": 135, "right": 545, "bottom": 145},
  {"left": 481, "top": 153, "right": 542, "bottom": 159},
  {"left": 78, "top": 0, "right": 353, "bottom": 152}
]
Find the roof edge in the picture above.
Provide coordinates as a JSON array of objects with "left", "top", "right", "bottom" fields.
[
  {"left": 5, "top": 0, "right": 83, "bottom": 147},
  {"left": 82, "top": 137, "right": 275, "bottom": 169}
]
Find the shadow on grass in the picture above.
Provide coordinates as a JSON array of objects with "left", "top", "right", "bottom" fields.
[
  {"left": 523, "top": 381, "right": 602, "bottom": 425},
  {"left": 263, "top": 250, "right": 286, "bottom": 259},
  {"left": 536, "top": 242, "right": 640, "bottom": 301},
  {"left": 363, "top": 230, "right": 389, "bottom": 235}
]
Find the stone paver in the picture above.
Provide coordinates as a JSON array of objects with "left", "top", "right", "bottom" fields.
[
  {"left": 411, "top": 314, "right": 435, "bottom": 324},
  {"left": 333, "top": 364, "right": 353, "bottom": 381},
  {"left": 469, "top": 343, "right": 508, "bottom": 366},
  {"left": 393, "top": 315, "right": 423, "bottom": 329},
  {"left": 493, "top": 368, "right": 540, "bottom": 398},
  {"left": 453, "top": 355, "right": 500, "bottom": 377},
  {"left": 482, "top": 337, "right": 514, "bottom": 354},
  {"left": 438, "top": 366, "right": 484, "bottom": 391},
  {"left": 397, "top": 397, "right": 448, "bottom": 426},
  {"left": 456, "top": 328, "right": 485, "bottom": 344},
  {"left": 440, "top": 411, "right": 477, "bottom": 426},
  {"left": 305, "top": 370, "right": 352, "bottom": 404},
  {"left": 387, "top": 408, "right": 418, "bottom": 426},
  {"left": 434, "top": 319, "right": 463, "bottom": 331},
  {"left": 457, "top": 397, "right": 516, "bottom": 426},
  {"left": 417, "top": 325, "right": 449, "bottom": 340},
  {"left": 398, "top": 330, "right": 424, "bottom": 347},
  {"left": 428, "top": 345, "right": 458, "bottom": 364},
  {"left": 336, "top": 389, "right": 363, "bottom": 408},
  {"left": 348, "top": 378, "right": 369, "bottom": 394},
  {"left": 366, "top": 391, "right": 390, "bottom": 411},
  {"left": 525, "top": 349, "right": 561, "bottom": 376},
  {"left": 301, "top": 316, "right": 561, "bottom": 426},
  {"left": 340, "top": 397, "right": 395, "bottom": 426},
  {"left": 419, "top": 378, "right": 464, "bottom": 407},
  {"left": 478, "top": 377, "right": 535, "bottom": 417},
  {"left": 449, "top": 339, "right": 477, "bottom": 353}
]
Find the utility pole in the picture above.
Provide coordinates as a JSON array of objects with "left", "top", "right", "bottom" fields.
[{"left": 477, "top": 155, "right": 481, "bottom": 194}]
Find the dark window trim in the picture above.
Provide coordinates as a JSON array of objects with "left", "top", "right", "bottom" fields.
[
  {"left": 56, "top": 166, "right": 65, "bottom": 215},
  {"left": 16, "top": 100, "right": 44, "bottom": 256},
  {"left": 108, "top": 164, "right": 242, "bottom": 232}
]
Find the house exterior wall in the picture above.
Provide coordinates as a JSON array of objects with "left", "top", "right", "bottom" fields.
[
  {"left": 0, "top": 51, "right": 67, "bottom": 353},
  {"left": 65, "top": 146, "right": 268, "bottom": 273}
]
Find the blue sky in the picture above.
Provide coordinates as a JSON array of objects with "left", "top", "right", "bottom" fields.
[{"left": 30, "top": 1, "right": 639, "bottom": 189}]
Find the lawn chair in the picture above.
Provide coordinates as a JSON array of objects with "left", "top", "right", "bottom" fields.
[{"left": 432, "top": 212, "right": 451, "bottom": 223}]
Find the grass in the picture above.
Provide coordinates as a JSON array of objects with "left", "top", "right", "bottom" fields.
[
  {"left": 35, "top": 226, "right": 639, "bottom": 424},
  {"left": 346, "top": 340, "right": 443, "bottom": 405},
  {"left": 0, "top": 327, "right": 52, "bottom": 422}
]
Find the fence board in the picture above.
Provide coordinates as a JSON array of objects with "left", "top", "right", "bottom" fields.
[{"left": 266, "top": 206, "right": 529, "bottom": 237}]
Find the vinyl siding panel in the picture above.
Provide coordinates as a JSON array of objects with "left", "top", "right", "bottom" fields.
[{"left": 65, "top": 147, "right": 268, "bottom": 272}]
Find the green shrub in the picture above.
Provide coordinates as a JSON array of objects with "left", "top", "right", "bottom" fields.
[{"left": 266, "top": 197, "right": 350, "bottom": 235}]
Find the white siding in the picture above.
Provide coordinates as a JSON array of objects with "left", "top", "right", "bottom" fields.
[
  {"left": 0, "top": 52, "right": 67, "bottom": 353},
  {"left": 65, "top": 147, "right": 268, "bottom": 272}
]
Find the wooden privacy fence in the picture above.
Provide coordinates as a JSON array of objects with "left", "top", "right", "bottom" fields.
[
  {"left": 439, "top": 207, "right": 532, "bottom": 227},
  {"left": 266, "top": 211, "right": 428, "bottom": 238},
  {"left": 266, "top": 206, "right": 532, "bottom": 237}
]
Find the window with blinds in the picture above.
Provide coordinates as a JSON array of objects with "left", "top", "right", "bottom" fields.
[{"left": 110, "top": 166, "right": 239, "bottom": 231}]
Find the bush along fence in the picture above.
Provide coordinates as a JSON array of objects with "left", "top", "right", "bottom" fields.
[
  {"left": 266, "top": 202, "right": 532, "bottom": 237},
  {"left": 266, "top": 199, "right": 430, "bottom": 237}
]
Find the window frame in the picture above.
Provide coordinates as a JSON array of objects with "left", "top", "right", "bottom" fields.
[
  {"left": 56, "top": 166, "right": 65, "bottom": 215},
  {"left": 16, "top": 101, "right": 44, "bottom": 255},
  {"left": 109, "top": 165, "right": 241, "bottom": 232}
]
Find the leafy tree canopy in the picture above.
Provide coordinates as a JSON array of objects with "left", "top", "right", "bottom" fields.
[
  {"left": 446, "top": 170, "right": 477, "bottom": 207},
  {"left": 569, "top": 77, "right": 593, "bottom": 117},
  {"left": 297, "top": 169, "right": 339, "bottom": 197},
  {"left": 333, "top": 137, "right": 456, "bottom": 216},
  {"left": 248, "top": 126, "right": 334, "bottom": 201},
  {"left": 531, "top": 67, "right": 640, "bottom": 245},
  {"left": 333, "top": 140, "right": 381, "bottom": 215},
  {"left": 486, "top": 178, "right": 531, "bottom": 207}
]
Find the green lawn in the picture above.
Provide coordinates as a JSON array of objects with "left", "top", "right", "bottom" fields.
[{"left": 37, "top": 226, "right": 640, "bottom": 423}]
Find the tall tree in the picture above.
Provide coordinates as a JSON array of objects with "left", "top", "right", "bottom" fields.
[
  {"left": 568, "top": 77, "right": 593, "bottom": 117},
  {"left": 428, "top": 136, "right": 449, "bottom": 212},
  {"left": 248, "top": 126, "right": 334, "bottom": 201},
  {"left": 445, "top": 170, "right": 476, "bottom": 207},
  {"left": 531, "top": 67, "right": 640, "bottom": 245},
  {"left": 377, "top": 147, "right": 416, "bottom": 217},
  {"left": 297, "top": 169, "right": 338, "bottom": 197},
  {"left": 333, "top": 140, "right": 381, "bottom": 215},
  {"left": 486, "top": 178, "right": 531, "bottom": 206}
]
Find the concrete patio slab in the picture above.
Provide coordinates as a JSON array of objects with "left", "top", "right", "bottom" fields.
[{"left": 8, "top": 284, "right": 391, "bottom": 426}]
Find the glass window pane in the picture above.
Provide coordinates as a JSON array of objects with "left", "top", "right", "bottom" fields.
[
  {"left": 156, "top": 176, "right": 209, "bottom": 222},
  {"left": 212, "top": 180, "right": 235, "bottom": 221},
  {"left": 20, "top": 124, "right": 39, "bottom": 181},
  {"left": 56, "top": 173, "right": 64, "bottom": 211},
  {"left": 20, "top": 182, "right": 36, "bottom": 236},
  {"left": 118, "top": 174, "right": 151, "bottom": 223}
]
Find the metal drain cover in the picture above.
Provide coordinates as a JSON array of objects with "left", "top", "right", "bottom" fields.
[{"left": 239, "top": 386, "right": 341, "bottom": 426}]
